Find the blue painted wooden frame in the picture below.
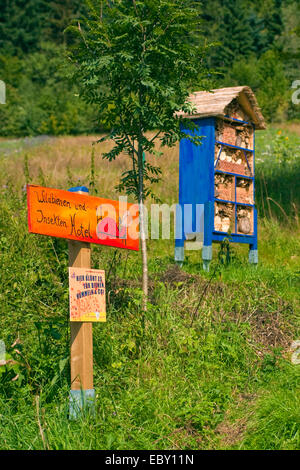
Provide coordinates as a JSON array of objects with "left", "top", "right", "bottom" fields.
[{"left": 175, "top": 117, "right": 215, "bottom": 248}]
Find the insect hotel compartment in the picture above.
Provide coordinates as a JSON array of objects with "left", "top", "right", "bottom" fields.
[
  {"left": 236, "top": 177, "right": 253, "bottom": 204},
  {"left": 214, "top": 173, "right": 235, "bottom": 201},
  {"left": 225, "top": 98, "right": 251, "bottom": 124},
  {"left": 214, "top": 202, "right": 235, "bottom": 233},
  {"left": 215, "top": 118, "right": 253, "bottom": 150},
  {"left": 215, "top": 145, "right": 253, "bottom": 176},
  {"left": 236, "top": 206, "right": 254, "bottom": 235}
]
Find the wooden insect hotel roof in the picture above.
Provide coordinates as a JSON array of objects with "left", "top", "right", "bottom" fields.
[{"left": 179, "top": 86, "right": 266, "bottom": 130}]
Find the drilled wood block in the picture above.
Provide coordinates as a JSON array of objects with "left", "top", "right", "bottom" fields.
[{"left": 236, "top": 186, "right": 253, "bottom": 204}]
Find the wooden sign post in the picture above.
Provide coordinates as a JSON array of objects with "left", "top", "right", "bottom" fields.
[
  {"left": 27, "top": 184, "right": 139, "bottom": 419},
  {"left": 68, "top": 187, "right": 94, "bottom": 419}
]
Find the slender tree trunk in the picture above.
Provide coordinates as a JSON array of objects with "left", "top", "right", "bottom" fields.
[
  {"left": 139, "top": 199, "right": 148, "bottom": 312},
  {"left": 137, "top": 142, "right": 148, "bottom": 312}
]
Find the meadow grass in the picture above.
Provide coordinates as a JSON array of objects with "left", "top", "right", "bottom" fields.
[{"left": 0, "top": 125, "right": 299, "bottom": 450}]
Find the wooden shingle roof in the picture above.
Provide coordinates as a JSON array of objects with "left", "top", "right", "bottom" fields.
[{"left": 179, "top": 86, "right": 266, "bottom": 130}]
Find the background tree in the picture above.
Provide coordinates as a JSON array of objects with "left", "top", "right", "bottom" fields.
[
  {"left": 215, "top": 0, "right": 254, "bottom": 69},
  {"left": 0, "top": 0, "right": 47, "bottom": 55},
  {"left": 67, "top": 0, "right": 212, "bottom": 310}
]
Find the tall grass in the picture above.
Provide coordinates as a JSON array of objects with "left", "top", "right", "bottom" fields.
[{"left": 255, "top": 127, "right": 300, "bottom": 223}]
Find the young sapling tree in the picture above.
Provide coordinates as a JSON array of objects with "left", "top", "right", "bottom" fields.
[{"left": 67, "top": 0, "right": 212, "bottom": 310}]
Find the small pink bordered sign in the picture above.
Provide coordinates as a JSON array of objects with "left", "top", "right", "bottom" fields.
[{"left": 69, "top": 267, "right": 106, "bottom": 322}]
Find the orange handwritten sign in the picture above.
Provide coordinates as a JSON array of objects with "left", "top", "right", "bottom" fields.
[
  {"left": 69, "top": 267, "right": 106, "bottom": 322},
  {"left": 27, "top": 185, "right": 139, "bottom": 250}
]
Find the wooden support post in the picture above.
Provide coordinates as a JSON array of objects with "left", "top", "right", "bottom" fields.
[
  {"left": 68, "top": 188, "right": 95, "bottom": 419},
  {"left": 69, "top": 241, "right": 93, "bottom": 390}
]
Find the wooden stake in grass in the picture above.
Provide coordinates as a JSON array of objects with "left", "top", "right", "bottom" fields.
[
  {"left": 69, "top": 241, "right": 93, "bottom": 390},
  {"left": 68, "top": 189, "right": 95, "bottom": 419}
]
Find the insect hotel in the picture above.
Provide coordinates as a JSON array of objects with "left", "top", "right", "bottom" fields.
[{"left": 175, "top": 86, "right": 266, "bottom": 270}]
